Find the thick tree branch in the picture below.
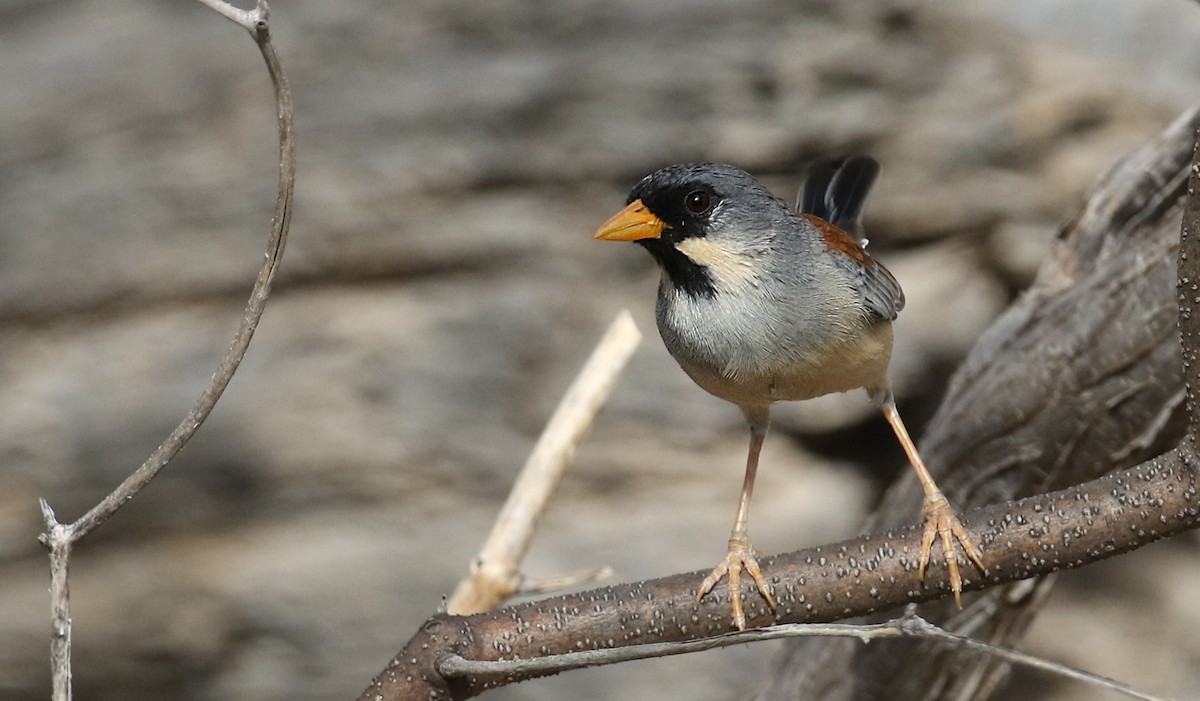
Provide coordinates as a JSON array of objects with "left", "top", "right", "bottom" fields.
[
  {"left": 360, "top": 446, "right": 1199, "bottom": 701},
  {"left": 357, "top": 105, "right": 1200, "bottom": 701},
  {"left": 1178, "top": 125, "right": 1200, "bottom": 432}
]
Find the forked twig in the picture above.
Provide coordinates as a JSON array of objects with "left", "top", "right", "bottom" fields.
[
  {"left": 447, "top": 310, "right": 641, "bottom": 615},
  {"left": 37, "top": 2, "right": 294, "bottom": 700}
]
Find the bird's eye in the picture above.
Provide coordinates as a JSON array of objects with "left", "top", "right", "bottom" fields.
[{"left": 683, "top": 190, "right": 711, "bottom": 215}]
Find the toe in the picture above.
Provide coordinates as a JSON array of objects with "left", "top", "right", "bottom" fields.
[
  {"left": 697, "top": 562, "right": 728, "bottom": 604},
  {"left": 918, "top": 491, "right": 986, "bottom": 601}
]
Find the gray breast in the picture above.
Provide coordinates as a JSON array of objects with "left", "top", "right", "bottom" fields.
[{"left": 655, "top": 256, "right": 866, "bottom": 392}]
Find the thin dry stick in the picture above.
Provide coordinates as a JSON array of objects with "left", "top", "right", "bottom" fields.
[
  {"left": 516, "top": 565, "right": 615, "bottom": 596},
  {"left": 447, "top": 310, "right": 642, "bottom": 615},
  {"left": 436, "top": 615, "right": 1166, "bottom": 701},
  {"left": 36, "top": 3, "right": 294, "bottom": 700}
]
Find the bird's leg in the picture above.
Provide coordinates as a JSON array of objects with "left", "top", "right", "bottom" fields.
[
  {"left": 876, "top": 390, "right": 984, "bottom": 606},
  {"left": 698, "top": 410, "right": 776, "bottom": 630}
]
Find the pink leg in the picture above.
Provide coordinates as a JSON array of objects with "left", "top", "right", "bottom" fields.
[{"left": 697, "top": 409, "right": 777, "bottom": 630}]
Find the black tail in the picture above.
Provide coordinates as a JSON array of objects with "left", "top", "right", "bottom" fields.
[{"left": 797, "top": 155, "right": 881, "bottom": 236}]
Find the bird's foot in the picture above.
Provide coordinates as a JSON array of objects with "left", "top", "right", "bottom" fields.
[
  {"left": 918, "top": 490, "right": 985, "bottom": 607},
  {"left": 697, "top": 534, "right": 776, "bottom": 630}
]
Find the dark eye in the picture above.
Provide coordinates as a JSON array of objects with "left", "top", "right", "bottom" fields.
[{"left": 683, "top": 189, "right": 711, "bottom": 215}]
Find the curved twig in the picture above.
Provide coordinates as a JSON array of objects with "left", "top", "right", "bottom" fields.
[{"left": 37, "top": 2, "right": 294, "bottom": 699}]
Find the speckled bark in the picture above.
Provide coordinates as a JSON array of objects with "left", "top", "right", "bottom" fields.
[{"left": 357, "top": 447, "right": 1200, "bottom": 701}]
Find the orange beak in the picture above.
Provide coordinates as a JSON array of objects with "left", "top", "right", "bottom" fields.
[{"left": 593, "top": 199, "right": 665, "bottom": 241}]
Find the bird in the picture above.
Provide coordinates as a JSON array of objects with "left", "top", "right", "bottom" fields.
[{"left": 593, "top": 156, "right": 984, "bottom": 630}]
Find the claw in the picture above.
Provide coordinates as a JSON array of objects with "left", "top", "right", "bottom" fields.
[
  {"left": 919, "top": 490, "right": 985, "bottom": 606},
  {"left": 697, "top": 535, "right": 776, "bottom": 630}
]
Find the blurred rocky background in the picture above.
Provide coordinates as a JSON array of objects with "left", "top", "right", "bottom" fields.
[{"left": 2, "top": 0, "right": 1200, "bottom": 699}]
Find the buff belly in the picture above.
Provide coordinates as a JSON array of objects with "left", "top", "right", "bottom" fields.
[{"left": 674, "top": 322, "right": 894, "bottom": 408}]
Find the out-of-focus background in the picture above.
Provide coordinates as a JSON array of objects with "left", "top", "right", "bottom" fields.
[{"left": 3, "top": 1, "right": 1200, "bottom": 699}]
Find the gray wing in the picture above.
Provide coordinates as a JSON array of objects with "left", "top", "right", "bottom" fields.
[
  {"left": 797, "top": 156, "right": 900, "bottom": 322},
  {"left": 858, "top": 256, "right": 905, "bottom": 322},
  {"left": 802, "top": 213, "right": 905, "bottom": 323}
]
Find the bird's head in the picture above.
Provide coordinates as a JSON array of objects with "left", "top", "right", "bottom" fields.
[{"left": 594, "top": 163, "right": 788, "bottom": 298}]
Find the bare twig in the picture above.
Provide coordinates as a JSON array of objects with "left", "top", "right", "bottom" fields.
[
  {"left": 193, "top": 0, "right": 265, "bottom": 30},
  {"left": 38, "top": 502, "right": 72, "bottom": 701},
  {"left": 51, "top": 0, "right": 292, "bottom": 547},
  {"left": 517, "top": 566, "right": 615, "bottom": 597},
  {"left": 891, "top": 617, "right": 1168, "bottom": 701},
  {"left": 36, "top": 2, "right": 294, "bottom": 700},
  {"left": 447, "top": 310, "right": 641, "bottom": 615},
  {"left": 437, "top": 614, "right": 1166, "bottom": 701}
]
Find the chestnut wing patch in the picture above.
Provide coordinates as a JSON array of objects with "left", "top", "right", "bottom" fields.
[
  {"left": 802, "top": 214, "right": 870, "bottom": 267},
  {"left": 801, "top": 214, "right": 905, "bottom": 322}
]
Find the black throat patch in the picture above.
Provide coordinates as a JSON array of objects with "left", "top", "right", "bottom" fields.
[{"left": 636, "top": 238, "right": 717, "bottom": 299}]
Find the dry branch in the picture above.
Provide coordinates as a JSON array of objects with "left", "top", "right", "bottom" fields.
[
  {"left": 447, "top": 310, "right": 640, "bottom": 615},
  {"left": 36, "top": 3, "right": 294, "bottom": 700},
  {"left": 359, "top": 446, "right": 1199, "bottom": 701},
  {"left": 356, "top": 104, "right": 1200, "bottom": 701}
]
